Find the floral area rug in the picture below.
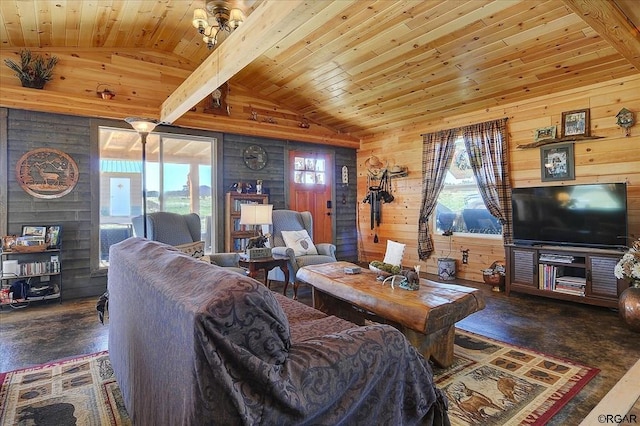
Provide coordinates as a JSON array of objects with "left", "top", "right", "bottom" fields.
[
  {"left": 0, "top": 351, "right": 130, "bottom": 425},
  {"left": 0, "top": 331, "right": 597, "bottom": 425},
  {"left": 434, "top": 329, "right": 599, "bottom": 425}
]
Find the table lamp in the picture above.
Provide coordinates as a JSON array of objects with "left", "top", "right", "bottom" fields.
[{"left": 239, "top": 204, "right": 273, "bottom": 258}]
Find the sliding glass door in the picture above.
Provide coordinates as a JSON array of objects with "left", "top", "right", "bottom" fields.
[{"left": 98, "top": 127, "right": 217, "bottom": 265}]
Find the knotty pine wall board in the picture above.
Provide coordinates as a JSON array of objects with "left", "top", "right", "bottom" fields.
[{"left": 359, "top": 74, "right": 640, "bottom": 282}]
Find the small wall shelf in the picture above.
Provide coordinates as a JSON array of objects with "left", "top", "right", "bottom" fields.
[
  {"left": 389, "top": 171, "right": 408, "bottom": 178},
  {"left": 517, "top": 135, "right": 605, "bottom": 149}
]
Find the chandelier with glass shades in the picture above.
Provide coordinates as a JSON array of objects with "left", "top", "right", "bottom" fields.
[{"left": 192, "top": 1, "right": 245, "bottom": 49}]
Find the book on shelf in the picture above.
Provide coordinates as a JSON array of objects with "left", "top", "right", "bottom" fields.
[
  {"left": 234, "top": 199, "right": 261, "bottom": 211},
  {"left": 539, "top": 264, "right": 564, "bottom": 290},
  {"left": 538, "top": 261, "right": 586, "bottom": 295},
  {"left": 553, "top": 286, "right": 585, "bottom": 297},
  {"left": 539, "top": 253, "right": 575, "bottom": 263},
  {"left": 554, "top": 275, "right": 586, "bottom": 296},
  {"left": 233, "top": 238, "right": 249, "bottom": 252},
  {"left": 18, "top": 261, "right": 61, "bottom": 276},
  {"left": 556, "top": 276, "right": 586, "bottom": 285}
]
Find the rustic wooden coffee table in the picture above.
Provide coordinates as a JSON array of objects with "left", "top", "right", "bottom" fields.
[{"left": 297, "top": 261, "right": 485, "bottom": 367}]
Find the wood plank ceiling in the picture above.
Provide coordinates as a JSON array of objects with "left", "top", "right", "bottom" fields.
[{"left": 1, "top": 0, "right": 639, "bottom": 141}]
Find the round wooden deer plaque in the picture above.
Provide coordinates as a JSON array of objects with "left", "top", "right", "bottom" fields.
[{"left": 15, "top": 148, "right": 79, "bottom": 199}]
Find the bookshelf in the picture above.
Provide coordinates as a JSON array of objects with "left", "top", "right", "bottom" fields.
[
  {"left": 1, "top": 249, "right": 62, "bottom": 307},
  {"left": 506, "top": 244, "right": 625, "bottom": 308},
  {"left": 225, "top": 193, "right": 269, "bottom": 252}
]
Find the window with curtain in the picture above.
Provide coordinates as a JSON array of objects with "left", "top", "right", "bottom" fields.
[
  {"left": 419, "top": 117, "right": 510, "bottom": 260},
  {"left": 97, "top": 126, "right": 217, "bottom": 266},
  {"left": 435, "top": 138, "right": 503, "bottom": 236}
]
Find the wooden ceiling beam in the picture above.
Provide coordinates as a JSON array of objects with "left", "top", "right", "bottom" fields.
[
  {"left": 562, "top": 0, "right": 640, "bottom": 71},
  {"left": 160, "top": 0, "right": 355, "bottom": 125}
]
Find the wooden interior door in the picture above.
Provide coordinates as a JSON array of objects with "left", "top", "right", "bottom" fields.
[{"left": 289, "top": 151, "right": 333, "bottom": 243}]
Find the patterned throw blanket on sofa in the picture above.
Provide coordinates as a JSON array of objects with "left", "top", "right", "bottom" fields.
[{"left": 107, "top": 238, "right": 449, "bottom": 425}]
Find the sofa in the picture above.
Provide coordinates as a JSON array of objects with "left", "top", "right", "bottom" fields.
[{"left": 108, "top": 238, "right": 449, "bottom": 425}]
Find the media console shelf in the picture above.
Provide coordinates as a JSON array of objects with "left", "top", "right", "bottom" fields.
[{"left": 505, "top": 244, "right": 625, "bottom": 308}]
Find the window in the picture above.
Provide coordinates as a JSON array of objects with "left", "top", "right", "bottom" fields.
[
  {"left": 98, "top": 127, "right": 217, "bottom": 266},
  {"left": 293, "top": 156, "right": 326, "bottom": 185},
  {"left": 435, "top": 139, "right": 502, "bottom": 235}
]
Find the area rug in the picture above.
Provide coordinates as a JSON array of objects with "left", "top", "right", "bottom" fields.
[
  {"left": 434, "top": 329, "right": 599, "bottom": 425},
  {"left": 0, "top": 351, "right": 130, "bottom": 425},
  {"left": 0, "top": 331, "right": 597, "bottom": 425}
]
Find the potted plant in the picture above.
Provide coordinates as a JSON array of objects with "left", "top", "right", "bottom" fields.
[{"left": 4, "top": 49, "right": 58, "bottom": 89}]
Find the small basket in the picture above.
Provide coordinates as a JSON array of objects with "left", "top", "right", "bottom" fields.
[
  {"left": 12, "top": 244, "right": 47, "bottom": 253},
  {"left": 369, "top": 263, "right": 391, "bottom": 277}
]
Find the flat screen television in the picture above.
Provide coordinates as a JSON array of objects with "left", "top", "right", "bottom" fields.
[{"left": 511, "top": 183, "right": 627, "bottom": 250}]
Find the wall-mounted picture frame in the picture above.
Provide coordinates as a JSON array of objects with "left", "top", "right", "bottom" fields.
[
  {"left": 561, "top": 109, "right": 590, "bottom": 138},
  {"left": 45, "top": 225, "right": 62, "bottom": 249},
  {"left": 15, "top": 148, "right": 79, "bottom": 199},
  {"left": 540, "top": 143, "right": 575, "bottom": 182},
  {"left": 21, "top": 225, "right": 46, "bottom": 238},
  {"left": 534, "top": 126, "right": 556, "bottom": 142}
]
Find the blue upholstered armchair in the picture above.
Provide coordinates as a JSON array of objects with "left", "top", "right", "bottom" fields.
[
  {"left": 267, "top": 210, "right": 337, "bottom": 299},
  {"left": 132, "top": 212, "right": 201, "bottom": 245},
  {"left": 132, "top": 212, "right": 245, "bottom": 274}
]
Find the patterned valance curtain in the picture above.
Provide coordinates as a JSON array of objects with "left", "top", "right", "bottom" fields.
[
  {"left": 417, "top": 118, "right": 512, "bottom": 260},
  {"left": 461, "top": 117, "right": 512, "bottom": 244},
  {"left": 417, "top": 129, "right": 458, "bottom": 260}
]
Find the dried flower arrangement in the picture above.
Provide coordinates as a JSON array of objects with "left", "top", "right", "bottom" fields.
[
  {"left": 4, "top": 49, "right": 58, "bottom": 89},
  {"left": 615, "top": 237, "right": 640, "bottom": 287}
]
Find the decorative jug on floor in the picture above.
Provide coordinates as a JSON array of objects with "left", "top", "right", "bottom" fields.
[{"left": 619, "top": 282, "right": 640, "bottom": 332}]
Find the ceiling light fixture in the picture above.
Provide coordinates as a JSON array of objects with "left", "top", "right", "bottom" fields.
[{"left": 192, "top": 1, "right": 245, "bottom": 50}]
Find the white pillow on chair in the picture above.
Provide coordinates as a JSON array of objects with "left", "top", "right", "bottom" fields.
[
  {"left": 281, "top": 230, "right": 318, "bottom": 256},
  {"left": 383, "top": 240, "right": 405, "bottom": 267}
]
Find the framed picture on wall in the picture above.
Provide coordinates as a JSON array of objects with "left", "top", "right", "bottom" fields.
[
  {"left": 534, "top": 126, "right": 556, "bottom": 142},
  {"left": 44, "top": 225, "right": 62, "bottom": 249},
  {"left": 21, "top": 226, "right": 46, "bottom": 238},
  {"left": 540, "top": 143, "right": 575, "bottom": 182},
  {"left": 561, "top": 109, "right": 590, "bottom": 138}
]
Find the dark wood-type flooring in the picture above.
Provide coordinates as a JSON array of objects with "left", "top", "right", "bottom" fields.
[{"left": 1, "top": 273, "right": 639, "bottom": 425}]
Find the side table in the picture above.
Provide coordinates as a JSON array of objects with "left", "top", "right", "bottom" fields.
[{"left": 238, "top": 255, "right": 290, "bottom": 296}]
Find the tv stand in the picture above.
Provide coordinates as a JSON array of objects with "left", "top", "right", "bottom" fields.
[{"left": 505, "top": 244, "right": 626, "bottom": 308}]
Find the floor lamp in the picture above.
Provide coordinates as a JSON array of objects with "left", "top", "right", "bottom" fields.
[{"left": 125, "top": 117, "right": 159, "bottom": 238}]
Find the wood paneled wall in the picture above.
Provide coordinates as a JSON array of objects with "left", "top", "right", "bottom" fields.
[
  {"left": 0, "top": 49, "right": 360, "bottom": 300},
  {"left": 219, "top": 134, "right": 358, "bottom": 261},
  {"left": 1, "top": 109, "right": 358, "bottom": 300},
  {"left": 2, "top": 48, "right": 638, "bottom": 286},
  {"left": 4, "top": 110, "right": 102, "bottom": 298},
  {"left": 0, "top": 48, "right": 358, "bottom": 148},
  {"left": 358, "top": 75, "right": 640, "bottom": 283}
]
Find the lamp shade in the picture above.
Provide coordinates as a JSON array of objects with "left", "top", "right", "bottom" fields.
[
  {"left": 124, "top": 117, "right": 159, "bottom": 134},
  {"left": 228, "top": 8, "right": 245, "bottom": 28},
  {"left": 239, "top": 204, "right": 273, "bottom": 225},
  {"left": 192, "top": 8, "right": 208, "bottom": 30}
]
